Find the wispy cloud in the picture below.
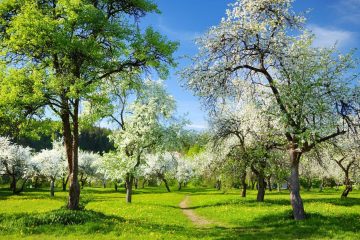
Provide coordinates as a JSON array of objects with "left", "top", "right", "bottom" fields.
[
  {"left": 157, "top": 17, "right": 200, "bottom": 43},
  {"left": 187, "top": 123, "right": 208, "bottom": 130},
  {"left": 309, "top": 25, "right": 355, "bottom": 48},
  {"left": 332, "top": 0, "right": 360, "bottom": 25}
]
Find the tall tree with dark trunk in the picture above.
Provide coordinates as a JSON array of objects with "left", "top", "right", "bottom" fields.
[
  {"left": 0, "top": 0, "right": 177, "bottom": 209},
  {"left": 182, "top": 0, "right": 359, "bottom": 220}
]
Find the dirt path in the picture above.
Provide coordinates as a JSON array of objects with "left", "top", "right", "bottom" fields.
[{"left": 179, "top": 196, "right": 214, "bottom": 228}]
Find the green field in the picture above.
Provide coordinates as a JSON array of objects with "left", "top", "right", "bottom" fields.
[{"left": 0, "top": 186, "right": 359, "bottom": 239}]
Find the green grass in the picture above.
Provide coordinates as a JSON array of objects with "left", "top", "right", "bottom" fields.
[{"left": 0, "top": 186, "right": 359, "bottom": 239}]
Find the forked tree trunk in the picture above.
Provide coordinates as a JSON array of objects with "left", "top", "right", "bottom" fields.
[
  {"left": 125, "top": 174, "right": 134, "bottom": 203},
  {"left": 289, "top": 148, "right": 305, "bottom": 220},
  {"left": 342, "top": 172, "right": 352, "bottom": 198},
  {"left": 50, "top": 179, "right": 55, "bottom": 197}
]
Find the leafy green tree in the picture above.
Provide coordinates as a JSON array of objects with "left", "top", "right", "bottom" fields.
[{"left": 0, "top": 0, "right": 177, "bottom": 209}]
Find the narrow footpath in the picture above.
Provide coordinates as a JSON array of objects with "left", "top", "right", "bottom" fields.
[{"left": 179, "top": 196, "right": 214, "bottom": 228}]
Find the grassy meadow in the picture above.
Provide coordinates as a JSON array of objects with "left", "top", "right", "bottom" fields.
[{"left": 0, "top": 185, "right": 359, "bottom": 239}]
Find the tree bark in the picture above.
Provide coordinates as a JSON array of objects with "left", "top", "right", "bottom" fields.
[
  {"left": 50, "top": 179, "right": 55, "bottom": 197},
  {"left": 142, "top": 179, "right": 147, "bottom": 189},
  {"left": 241, "top": 171, "right": 247, "bottom": 197},
  {"left": 178, "top": 182, "right": 182, "bottom": 191},
  {"left": 125, "top": 174, "right": 134, "bottom": 203},
  {"left": 289, "top": 148, "right": 306, "bottom": 220},
  {"left": 257, "top": 173, "right": 265, "bottom": 202},
  {"left": 162, "top": 178, "right": 171, "bottom": 192},
  {"left": 11, "top": 175, "right": 16, "bottom": 194},
  {"left": 62, "top": 175, "right": 69, "bottom": 191},
  {"left": 134, "top": 178, "right": 138, "bottom": 189},
  {"left": 114, "top": 182, "right": 118, "bottom": 191},
  {"left": 216, "top": 180, "right": 221, "bottom": 190},
  {"left": 342, "top": 171, "right": 352, "bottom": 198},
  {"left": 63, "top": 100, "right": 80, "bottom": 210}
]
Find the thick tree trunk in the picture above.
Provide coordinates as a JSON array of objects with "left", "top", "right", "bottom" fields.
[
  {"left": 125, "top": 174, "right": 133, "bottom": 203},
  {"left": 289, "top": 148, "right": 305, "bottom": 220},
  {"left": 342, "top": 173, "right": 352, "bottom": 198},
  {"left": 50, "top": 179, "right": 55, "bottom": 197},
  {"left": 63, "top": 100, "right": 80, "bottom": 210},
  {"left": 257, "top": 173, "right": 265, "bottom": 202}
]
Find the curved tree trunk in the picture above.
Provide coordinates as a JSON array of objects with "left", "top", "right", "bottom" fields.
[
  {"left": 342, "top": 172, "right": 352, "bottom": 198},
  {"left": 289, "top": 148, "right": 305, "bottom": 220},
  {"left": 50, "top": 179, "right": 55, "bottom": 197}
]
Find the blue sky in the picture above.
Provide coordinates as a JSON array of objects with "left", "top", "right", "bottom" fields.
[{"left": 142, "top": 0, "right": 360, "bottom": 130}]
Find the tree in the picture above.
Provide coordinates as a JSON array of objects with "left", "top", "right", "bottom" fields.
[
  {"left": 0, "top": 0, "right": 177, "bottom": 210},
  {"left": 0, "top": 136, "right": 33, "bottom": 194},
  {"left": 143, "top": 152, "right": 177, "bottom": 192},
  {"left": 182, "top": 0, "right": 359, "bottom": 219},
  {"left": 32, "top": 146, "right": 66, "bottom": 196},
  {"left": 78, "top": 150, "right": 100, "bottom": 189},
  {"left": 103, "top": 80, "right": 177, "bottom": 203},
  {"left": 321, "top": 135, "right": 360, "bottom": 198},
  {"left": 175, "top": 156, "right": 194, "bottom": 190}
]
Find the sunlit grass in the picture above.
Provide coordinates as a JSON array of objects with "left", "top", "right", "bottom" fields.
[{"left": 0, "top": 186, "right": 359, "bottom": 239}]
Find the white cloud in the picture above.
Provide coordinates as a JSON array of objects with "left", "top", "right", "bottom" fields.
[
  {"left": 332, "top": 0, "right": 360, "bottom": 25},
  {"left": 157, "top": 17, "right": 200, "bottom": 43},
  {"left": 187, "top": 123, "right": 208, "bottom": 130},
  {"left": 309, "top": 25, "right": 355, "bottom": 48}
]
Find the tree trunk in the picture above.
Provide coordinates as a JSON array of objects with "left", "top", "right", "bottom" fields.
[
  {"left": 162, "top": 178, "right": 171, "bottom": 192},
  {"left": 306, "top": 178, "right": 312, "bottom": 191},
  {"left": 251, "top": 180, "right": 256, "bottom": 190},
  {"left": 63, "top": 100, "right": 80, "bottom": 210},
  {"left": 342, "top": 172, "right": 352, "bottom": 198},
  {"left": 289, "top": 148, "right": 305, "bottom": 220},
  {"left": 257, "top": 173, "right": 265, "bottom": 202},
  {"left": 125, "top": 174, "right": 133, "bottom": 203},
  {"left": 267, "top": 176, "right": 272, "bottom": 191},
  {"left": 142, "top": 179, "right": 146, "bottom": 189},
  {"left": 178, "top": 182, "right": 182, "bottom": 191},
  {"left": 11, "top": 175, "right": 16, "bottom": 194},
  {"left": 50, "top": 179, "right": 55, "bottom": 197},
  {"left": 62, "top": 175, "right": 69, "bottom": 191},
  {"left": 319, "top": 178, "right": 323, "bottom": 192},
  {"left": 241, "top": 171, "right": 247, "bottom": 197},
  {"left": 216, "top": 180, "right": 221, "bottom": 190},
  {"left": 277, "top": 182, "right": 281, "bottom": 192},
  {"left": 114, "top": 182, "right": 118, "bottom": 191},
  {"left": 134, "top": 178, "right": 138, "bottom": 189}
]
